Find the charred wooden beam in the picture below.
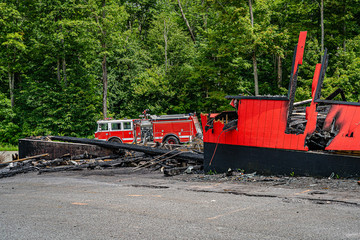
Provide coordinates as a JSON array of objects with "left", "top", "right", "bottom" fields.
[
  {"left": 37, "top": 158, "right": 141, "bottom": 174},
  {"left": 223, "top": 119, "right": 238, "bottom": 131},
  {"left": 0, "top": 154, "right": 49, "bottom": 169},
  {"left": 293, "top": 99, "right": 312, "bottom": 107},
  {"left": 35, "top": 158, "right": 67, "bottom": 168},
  {"left": 0, "top": 166, "right": 36, "bottom": 179},
  {"left": 325, "top": 88, "right": 346, "bottom": 101},
  {"left": 314, "top": 49, "right": 329, "bottom": 101},
  {"left": 48, "top": 136, "right": 203, "bottom": 162},
  {"left": 285, "top": 45, "right": 300, "bottom": 134}
]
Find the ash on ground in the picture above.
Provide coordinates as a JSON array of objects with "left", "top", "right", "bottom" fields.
[{"left": 171, "top": 169, "right": 360, "bottom": 192}]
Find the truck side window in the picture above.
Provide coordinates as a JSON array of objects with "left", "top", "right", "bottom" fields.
[
  {"left": 123, "top": 122, "right": 132, "bottom": 130},
  {"left": 99, "top": 123, "right": 108, "bottom": 131},
  {"left": 111, "top": 123, "right": 122, "bottom": 130}
]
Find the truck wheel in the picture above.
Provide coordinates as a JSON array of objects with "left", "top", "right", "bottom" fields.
[
  {"left": 164, "top": 136, "right": 179, "bottom": 144},
  {"left": 109, "top": 138, "right": 122, "bottom": 143}
]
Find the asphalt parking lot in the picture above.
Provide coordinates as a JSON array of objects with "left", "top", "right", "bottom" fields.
[{"left": 0, "top": 169, "right": 359, "bottom": 240}]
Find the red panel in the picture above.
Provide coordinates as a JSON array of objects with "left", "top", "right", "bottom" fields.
[
  {"left": 238, "top": 99, "right": 247, "bottom": 145},
  {"left": 289, "top": 129, "right": 306, "bottom": 150},
  {"left": 274, "top": 101, "right": 287, "bottom": 149},
  {"left": 250, "top": 100, "right": 261, "bottom": 146},
  {"left": 268, "top": 102, "right": 279, "bottom": 148},
  {"left": 211, "top": 117, "right": 220, "bottom": 144},
  {"left": 296, "top": 63, "right": 322, "bottom": 150},
  {"left": 283, "top": 126, "right": 293, "bottom": 150},
  {"left": 346, "top": 107, "right": 360, "bottom": 135},
  {"left": 304, "top": 106, "right": 317, "bottom": 135},
  {"left": 293, "top": 31, "right": 307, "bottom": 74},
  {"left": 243, "top": 100, "right": 254, "bottom": 146},
  {"left": 200, "top": 114, "right": 208, "bottom": 142},
  {"left": 256, "top": 100, "right": 268, "bottom": 146},
  {"left": 209, "top": 120, "right": 218, "bottom": 143},
  {"left": 296, "top": 136, "right": 305, "bottom": 150},
  {"left": 283, "top": 134, "right": 293, "bottom": 150},
  {"left": 225, "top": 126, "right": 238, "bottom": 146},
  {"left": 214, "top": 119, "right": 225, "bottom": 145},
  {"left": 262, "top": 101, "right": 275, "bottom": 148},
  {"left": 291, "top": 134, "right": 300, "bottom": 150},
  {"left": 326, "top": 105, "right": 360, "bottom": 150},
  {"left": 230, "top": 111, "right": 239, "bottom": 145},
  {"left": 202, "top": 113, "right": 215, "bottom": 143},
  {"left": 236, "top": 100, "right": 244, "bottom": 145},
  {"left": 323, "top": 105, "right": 343, "bottom": 131},
  {"left": 311, "top": 64, "right": 321, "bottom": 98}
]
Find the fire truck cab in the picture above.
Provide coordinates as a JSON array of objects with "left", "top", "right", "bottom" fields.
[{"left": 95, "top": 119, "right": 140, "bottom": 143}]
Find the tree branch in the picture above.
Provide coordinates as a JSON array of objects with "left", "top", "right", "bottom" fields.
[{"left": 178, "top": 0, "right": 196, "bottom": 43}]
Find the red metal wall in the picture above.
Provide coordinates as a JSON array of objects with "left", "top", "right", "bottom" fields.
[{"left": 202, "top": 99, "right": 310, "bottom": 151}]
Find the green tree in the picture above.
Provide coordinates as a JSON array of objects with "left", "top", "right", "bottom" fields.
[
  {"left": 0, "top": 92, "right": 19, "bottom": 144},
  {"left": 0, "top": 1, "right": 26, "bottom": 108},
  {"left": 87, "top": 0, "right": 128, "bottom": 118}
]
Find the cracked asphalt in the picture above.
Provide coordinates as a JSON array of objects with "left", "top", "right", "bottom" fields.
[{"left": 0, "top": 168, "right": 359, "bottom": 239}]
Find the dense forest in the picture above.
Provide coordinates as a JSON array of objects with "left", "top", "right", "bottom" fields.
[{"left": 1, "top": 0, "right": 360, "bottom": 145}]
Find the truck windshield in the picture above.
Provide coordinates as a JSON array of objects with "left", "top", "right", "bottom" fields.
[{"left": 99, "top": 123, "right": 108, "bottom": 131}]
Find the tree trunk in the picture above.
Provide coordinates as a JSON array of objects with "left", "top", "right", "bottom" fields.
[
  {"left": 343, "top": 2, "right": 346, "bottom": 51},
  {"left": 8, "top": 70, "right": 14, "bottom": 108},
  {"left": 202, "top": 0, "right": 208, "bottom": 30},
  {"left": 102, "top": 53, "right": 108, "bottom": 119},
  {"left": 343, "top": 23, "right": 346, "bottom": 51},
  {"left": 249, "top": 0, "right": 259, "bottom": 95},
  {"left": 178, "top": 0, "right": 196, "bottom": 43},
  {"left": 60, "top": 19, "right": 67, "bottom": 86},
  {"left": 164, "top": 19, "right": 168, "bottom": 71},
  {"left": 249, "top": 0, "right": 254, "bottom": 26},
  {"left": 62, "top": 57, "right": 67, "bottom": 86},
  {"left": 320, "top": 0, "right": 324, "bottom": 53},
  {"left": 252, "top": 53, "right": 259, "bottom": 96},
  {"left": 277, "top": 55, "right": 282, "bottom": 88},
  {"left": 57, "top": 58, "right": 61, "bottom": 82},
  {"left": 101, "top": 0, "right": 107, "bottom": 118}
]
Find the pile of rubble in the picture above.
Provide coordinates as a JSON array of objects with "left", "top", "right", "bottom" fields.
[{"left": 0, "top": 136, "right": 204, "bottom": 179}]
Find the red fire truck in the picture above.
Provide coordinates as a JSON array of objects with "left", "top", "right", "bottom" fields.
[{"left": 94, "top": 112, "right": 202, "bottom": 144}]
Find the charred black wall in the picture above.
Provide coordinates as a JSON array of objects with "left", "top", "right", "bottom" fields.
[
  {"left": 204, "top": 143, "right": 360, "bottom": 177},
  {"left": 19, "top": 139, "right": 116, "bottom": 159}
]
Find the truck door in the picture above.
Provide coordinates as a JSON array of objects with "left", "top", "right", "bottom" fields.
[
  {"left": 109, "top": 122, "right": 122, "bottom": 141},
  {"left": 180, "top": 120, "right": 192, "bottom": 143},
  {"left": 95, "top": 122, "right": 110, "bottom": 140},
  {"left": 122, "top": 121, "right": 134, "bottom": 143}
]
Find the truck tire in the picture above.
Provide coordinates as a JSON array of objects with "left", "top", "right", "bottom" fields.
[
  {"left": 164, "top": 136, "right": 179, "bottom": 144},
  {"left": 109, "top": 138, "right": 122, "bottom": 143}
]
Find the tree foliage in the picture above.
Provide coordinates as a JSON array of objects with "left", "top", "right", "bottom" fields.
[{"left": 1, "top": 0, "right": 360, "bottom": 144}]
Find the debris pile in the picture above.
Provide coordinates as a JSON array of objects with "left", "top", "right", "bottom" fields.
[
  {"left": 286, "top": 104, "right": 340, "bottom": 150},
  {"left": 1, "top": 136, "right": 204, "bottom": 179}
]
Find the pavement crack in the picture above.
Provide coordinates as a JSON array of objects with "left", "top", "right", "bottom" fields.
[
  {"left": 128, "top": 184, "right": 169, "bottom": 189},
  {"left": 187, "top": 188, "right": 277, "bottom": 198},
  {"left": 186, "top": 188, "right": 360, "bottom": 207},
  {"left": 298, "top": 197, "right": 360, "bottom": 207}
]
